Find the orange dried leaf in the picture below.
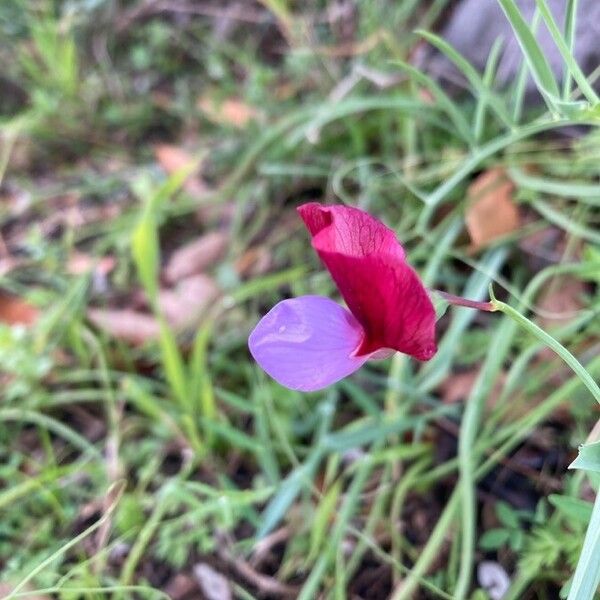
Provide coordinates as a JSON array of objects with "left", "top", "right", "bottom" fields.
[
  {"left": 154, "top": 144, "right": 210, "bottom": 198},
  {"left": 0, "top": 293, "right": 39, "bottom": 326},
  {"left": 87, "top": 309, "right": 160, "bottom": 344},
  {"left": 158, "top": 274, "right": 220, "bottom": 330},
  {"left": 67, "top": 252, "right": 116, "bottom": 276},
  {"left": 154, "top": 144, "right": 196, "bottom": 174},
  {"left": 466, "top": 168, "right": 520, "bottom": 250},
  {"left": 164, "top": 232, "right": 228, "bottom": 284},
  {"left": 197, "top": 96, "right": 259, "bottom": 128}
]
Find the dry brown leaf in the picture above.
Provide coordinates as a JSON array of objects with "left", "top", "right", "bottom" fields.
[
  {"left": 197, "top": 96, "right": 260, "bottom": 128},
  {"left": 0, "top": 293, "right": 39, "bottom": 326},
  {"left": 154, "top": 144, "right": 197, "bottom": 174},
  {"left": 164, "top": 232, "right": 228, "bottom": 284},
  {"left": 67, "top": 252, "right": 116, "bottom": 276},
  {"left": 87, "top": 309, "right": 160, "bottom": 344},
  {"left": 440, "top": 369, "right": 505, "bottom": 410},
  {"left": 440, "top": 370, "right": 478, "bottom": 404},
  {"left": 158, "top": 274, "right": 220, "bottom": 330},
  {"left": 466, "top": 168, "right": 520, "bottom": 250},
  {"left": 154, "top": 144, "right": 210, "bottom": 198},
  {"left": 164, "top": 574, "right": 198, "bottom": 600}
]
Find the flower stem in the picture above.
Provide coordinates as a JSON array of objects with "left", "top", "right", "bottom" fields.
[{"left": 434, "top": 290, "right": 497, "bottom": 312}]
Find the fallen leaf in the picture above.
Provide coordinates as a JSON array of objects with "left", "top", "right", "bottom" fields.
[
  {"left": 154, "top": 144, "right": 196, "bottom": 174},
  {"left": 154, "top": 144, "right": 210, "bottom": 198},
  {"left": 67, "top": 252, "right": 116, "bottom": 276},
  {"left": 164, "top": 574, "right": 197, "bottom": 600},
  {"left": 87, "top": 309, "right": 160, "bottom": 344},
  {"left": 197, "top": 95, "right": 260, "bottom": 128},
  {"left": 440, "top": 370, "right": 478, "bottom": 404},
  {"left": 466, "top": 168, "right": 520, "bottom": 250},
  {"left": 158, "top": 274, "right": 220, "bottom": 330},
  {"left": 440, "top": 369, "right": 506, "bottom": 410},
  {"left": 0, "top": 293, "right": 39, "bottom": 326},
  {"left": 193, "top": 563, "right": 232, "bottom": 600},
  {"left": 164, "top": 232, "right": 228, "bottom": 284}
]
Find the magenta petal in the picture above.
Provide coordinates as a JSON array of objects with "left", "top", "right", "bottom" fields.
[{"left": 248, "top": 295, "right": 368, "bottom": 392}]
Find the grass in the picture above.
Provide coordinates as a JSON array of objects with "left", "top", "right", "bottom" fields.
[{"left": 1, "top": 0, "right": 600, "bottom": 598}]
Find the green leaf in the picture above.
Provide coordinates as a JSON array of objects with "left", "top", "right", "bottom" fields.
[
  {"left": 549, "top": 494, "right": 594, "bottom": 524},
  {"left": 497, "top": 0, "right": 560, "bottom": 107},
  {"left": 569, "top": 441, "right": 600, "bottom": 473},
  {"left": 479, "top": 528, "right": 510, "bottom": 550},
  {"left": 415, "top": 29, "right": 513, "bottom": 129},
  {"left": 496, "top": 500, "right": 520, "bottom": 529},
  {"left": 131, "top": 203, "right": 160, "bottom": 303},
  {"left": 534, "top": 0, "right": 598, "bottom": 105}
]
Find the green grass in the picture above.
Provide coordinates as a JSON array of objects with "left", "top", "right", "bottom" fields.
[{"left": 1, "top": 0, "right": 599, "bottom": 598}]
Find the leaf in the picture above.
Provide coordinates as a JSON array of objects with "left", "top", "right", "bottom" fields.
[
  {"left": 549, "top": 494, "right": 594, "bottom": 525},
  {"left": 569, "top": 440, "right": 600, "bottom": 473},
  {"left": 154, "top": 144, "right": 197, "bottom": 173},
  {"left": 466, "top": 168, "right": 520, "bottom": 250},
  {"left": 496, "top": 500, "right": 520, "bottom": 529},
  {"left": 164, "top": 232, "right": 228, "bottom": 283},
  {"left": 154, "top": 144, "right": 209, "bottom": 199},
  {"left": 0, "top": 293, "right": 39, "bottom": 326},
  {"left": 87, "top": 308, "right": 160, "bottom": 344},
  {"left": 496, "top": 0, "right": 561, "bottom": 107},
  {"left": 158, "top": 275, "right": 220, "bottom": 330},
  {"left": 132, "top": 203, "right": 160, "bottom": 304},
  {"left": 197, "top": 95, "right": 260, "bottom": 128},
  {"left": 67, "top": 252, "right": 116, "bottom": 276}
]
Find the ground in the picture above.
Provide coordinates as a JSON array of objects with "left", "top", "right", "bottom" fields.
[{"left": 0, "top": 1, "right": 599, "bottom": 599}]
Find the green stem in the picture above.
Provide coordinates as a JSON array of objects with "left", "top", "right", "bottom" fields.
[
  {"left": 491, "top": 290, "right": 600, "bottom": 600},
  {"left": 490, "top": 296, "right": 600, "bottom": 405}
]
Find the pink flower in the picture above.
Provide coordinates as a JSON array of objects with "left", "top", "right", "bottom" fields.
[{"left": 248, "top": 203, "right": 437, "bottom": 391}]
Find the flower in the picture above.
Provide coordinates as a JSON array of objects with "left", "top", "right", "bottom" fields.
[{"left": 248, "top": 203, "right": 437, "bottom": 391}]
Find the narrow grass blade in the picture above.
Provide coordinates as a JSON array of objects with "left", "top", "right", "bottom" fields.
[
  {"left": 562, "top": 0, "right": 579, "bottom": 99},
  {"left": 497, "top": 0, "right": 560, "bottom": 108},
  {"left": 534, "top": 0, "right": 598, "bottom": 104},
  {"left": 392, "top": 59, "right": 474, "bottom": 145},
  {"left": 416, "top": 29, "right": 514, "bottom": 129}
]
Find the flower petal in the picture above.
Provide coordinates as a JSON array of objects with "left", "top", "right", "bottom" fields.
[
  {"left": 297, "top": 203, "right": 436, "bottom": 361},
  {"left": 298, "top": 202, "right": 405, "bottom": 261},
  {"left": 248, "top": 295, "right": 368, "bottom": 392}
]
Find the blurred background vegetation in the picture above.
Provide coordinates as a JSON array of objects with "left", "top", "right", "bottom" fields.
[{"left": 0, "top": 1, "right": 599, "bottom": 598}]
